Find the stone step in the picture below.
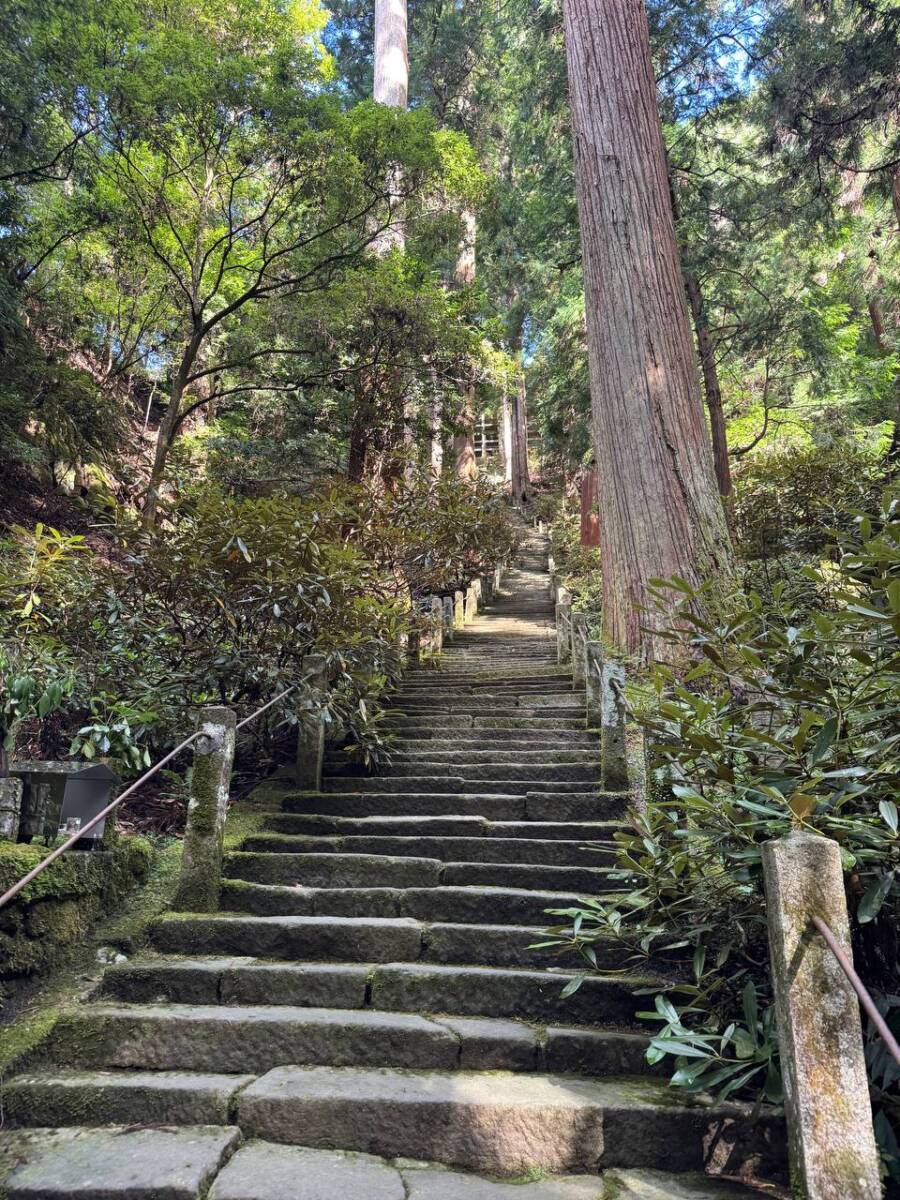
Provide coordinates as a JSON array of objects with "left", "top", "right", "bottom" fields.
[
  {"left": 260, "top": 813, "right": 612, "bottom": 840},
  {"left": 240, "top": 833, "right": 613, "bottom": 866},
  {"left": 204, "top": 1142, "right": 660, "bottom": 1200},
  {"left": 99, "top": 958, "right": 649, "bottom": 1035},
  {"left": 324, "top": 763, "right": 600, "bottom": 782},
  {"left": 384, "top": 716, "right": 588, "bottom": 731},
  {"left": 224, "top": 851, "right": 606, "bottom": 893},
  {"left": 219, "top": 881, "right": 587, "bottom": 925},
  {"left": 233, "top": 1066, "right": 736, "bottom": 1175},
  {"left": 321, "top": 775, "right": 601, "bottom": 795},
  {"left": 390, "top": 732, "right": 598, "bottom": 747},
  {"left": 390, "top": 704, "right": 587, "bottom": 718},
  {"left": 358, "top": 750, "right": 599, "bottom": 766},
  {"left": 0, "top": 1126, "right": 242, "bottom": 1200},
  {"left": 1, "top": 1068, "right": 251, "bottom": 1127},
  {"left": 283, "top": 790, "right": 627, "bottom": 821},
  {"left": 47, "top": 1004, "right": 556, "bottom": 1074}
]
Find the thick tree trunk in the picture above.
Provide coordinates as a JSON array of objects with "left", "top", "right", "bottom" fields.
[
  {"left": 143, "top": 333, "right": 202, "bottom": 526},
  {"left": 561, "top": 0, "right": 733, "bottom": 659},
  {"left": 453, "top": 208, "right": 478, "bottom": 482},
  {"left": 511, "top": 362, "right": 530, "bottom": 502},
  {"left": 684, "top": 269, "right": 732, "bottom": 503},
  {"left": 499, "top": 391, "right": 513, "bottom": 485}
]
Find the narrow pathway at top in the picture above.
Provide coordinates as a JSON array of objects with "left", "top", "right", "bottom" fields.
[{"left": 0, "top": 528, "right": 771, "bottom": 1199}]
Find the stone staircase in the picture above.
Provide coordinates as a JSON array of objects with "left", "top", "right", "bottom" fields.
[{"left": 0, "top": 530, "right": 777, "bottom": 1198}]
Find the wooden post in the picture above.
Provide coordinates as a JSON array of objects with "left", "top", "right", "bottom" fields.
[
  {"left": 762, "top": 833, "right": 881, "bottom": 1199},
  {"left": 174, "top": 706, "right": 236, "bottom": 912},
  {"left": 296, "top": 654, "right": 327, "bottom": 791}
]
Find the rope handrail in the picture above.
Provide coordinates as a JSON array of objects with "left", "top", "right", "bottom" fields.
[
  {"left": 811, "top": 915, "right": 900, "bottom": 1070},
  {"left": 0, "top": 676, "right": 314, "bottom": 912}
]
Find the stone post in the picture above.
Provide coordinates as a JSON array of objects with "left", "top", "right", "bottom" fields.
[
  {"left": 0, "top": 778, "right": 23, "bottom": 840},
  {"left": 571, "top": 611, "right": 588, "bottom": 691},
  {"left": 556, "top": 587, "right": 572, "bottom": 665},
  {"left": 421, "top": 596, "right": 443, "bottom": 660},
  {"left": 464, "top": 584, "right": 478, "bottom": 624},
  {"left": 600, "top": 659, "right": 629, "bottom": 790},
  {"left": 453, "top": 589, "right": 465, "bottom": 630},
  {"left": 493, "top": 563, "right": 503, "bottom": 593},
  {"left": 480, "top": 574, "right": 493, "bottom": 604},
  {"left": 296, "top": 654, "right": 327, "bottom": 791},
  {"left": 585, "top": 640, "right": 603, "bottom": 728},
  {"left": 442, "top": 595, "right": 454, "bottom": 639},
  {"left": 762, "top": 832, "right": 882, "bottom": 1200},
  {"left": 173, "top": 706, "right": 236, "bottom": 912}
]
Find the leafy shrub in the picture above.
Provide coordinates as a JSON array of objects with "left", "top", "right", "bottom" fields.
[{"left": 544, "top": 491, "right": 900, "bottom": 1178}]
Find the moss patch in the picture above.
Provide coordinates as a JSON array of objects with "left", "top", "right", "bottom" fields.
[{"left": 0, "top": 836, "right": 153, "bottom": 994}]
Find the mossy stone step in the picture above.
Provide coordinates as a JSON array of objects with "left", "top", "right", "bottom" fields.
[
  {"left": 260, "top": 813, "right": 612, "bottom": 841},
  {"left": 1, "top": 1069, "right": 251, "bottom": 1128},
  {"left": 238, "top": 833, "right": 612, "bottom": 867},
  {"left": 218, "top": 880, "right": 587, "bottom": 925}
]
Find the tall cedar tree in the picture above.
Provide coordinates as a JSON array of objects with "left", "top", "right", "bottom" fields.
[{"left": 561, "top": 0, "right": 733, "bottom": 658}]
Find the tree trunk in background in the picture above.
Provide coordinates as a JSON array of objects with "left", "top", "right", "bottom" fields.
[
  {"left": 453, "top": 207, "right": 478, "bottom": 482},
  {"left": 348, "top": 0, "right": 408, "bottom": 478},
  {"left": 429, "top": 391, "right": 443, "bottom": 477},
  {"left": 511, "top": 359, "right": 530, "bottom": 502},
  {"left": 562, "top": 0, "right": 733, "bottom": 659},
  {"left": 499, "top": 391, "right": 513, "bottom": 485},
  {"left": 684, "top": 269, "right": 732, "bottom": 505}
]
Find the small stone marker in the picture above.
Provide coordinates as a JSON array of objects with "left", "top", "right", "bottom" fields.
[
  {"left": 600, "top": 660, "right": 628, "bottom": 790},
  {"left": 584, "top": 640, "right": 603, "bottom": 728},
  {"left": 296, "top": 655, "right": 328, "bottom": 792},
  {"left": 761, "top": 831, "right": 882, "bottom": 1200},
  {"left": 174, "top": 706, "right": 237, "bottom": 912}
]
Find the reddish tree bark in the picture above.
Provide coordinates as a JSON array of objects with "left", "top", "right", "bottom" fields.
[
  {"left": 561, "top": 0, "right": 733, "bottom": 658},
  {"left": 684, "top": 269, "right": 733, "bottom": 504},
  {"left": 453, "top": 207, "right": 478, "bottom": 482}
]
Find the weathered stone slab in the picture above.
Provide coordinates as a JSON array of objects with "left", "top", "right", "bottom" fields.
[
  {"left": 403, "top": 1166, "right": 605, "bottom": 1200},
  {"left": 0, "top": 1125, "right": 241, "bottom": 1199},
  {"left": 598, "top": 1169, "right": 765, "bottom": 1199},
  {"left": 209, "top": 1143, "right": 406, "bottom": 1200},
  {"left": 433, "top": 1015, "right": 539, "bottom": 1070},
  {"left": 51, "top": 1003, "right": 461, "bottom": 1072}
]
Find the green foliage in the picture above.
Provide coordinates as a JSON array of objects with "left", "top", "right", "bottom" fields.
[{"left": 544, "top": 493, "right": 900, "bottom": 1171}]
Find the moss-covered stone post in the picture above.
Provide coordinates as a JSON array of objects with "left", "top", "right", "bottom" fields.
[
  {"left": 556, "top": 587, "right": 572, "bottom": 665},
  {"left": 600, "top": 659, "right": 628, "bottom": 790},
  {"left": 571, "top": 611, "right": 588, "bottom": 691},
  {"left": 442, "top": 595, "right": 454, "bottom": 639},
  {"left": 173, "top": 706, "right": 236, "bottom": 912},
  {"left": 585, "top": 640, "right": 603, "bottom": 728},
  {"left": 0, "top": 778, "right": 23, "bottom": 840},
  {"left": 453, "top": 589, "right": 465, "bottom": 630},
  {"left": 762, "top": 832, "right": 882, "bottom": 1200},
  {"left": 296, "top": 654, "right": 327, "bottom": 791}
]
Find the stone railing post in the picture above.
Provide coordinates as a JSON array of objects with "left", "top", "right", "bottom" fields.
[
  {"left": 600, "top": 659, "right": 628, "bottom": 790},
  {"left": 464, "top": 583, "right": 478, "bottom": 624},
  {"left": 296, "top": 654, "right": 327, "bottom": 791},
  {"left": 555, "top": 587, "right": 572, "bottom": 664},
  {"left": 761, "top": 832, "right": 882, "bottom": 1200},
  {"left": 173, "top": 706, "right": 236, "bottom": 912},
  {"left": 0, "top": 778, "right": 23, "bottom": 840},
  {"left": 442, "top": 595, "right": 454, "bottom": 640},
  {"left": 571, "top": 611, "right": 588, "bottom": 691},
  {"left": 493, "top": 562, "right": 503, "bottom": 593},
  {"left": 585, "top": 640, "right": 603, "bottom": 728},
  {"left": 453, "top": 589, "right": 465, "bottom": 631},
  {"left": 420, "top": 596, "right": 443, "bottom": 660}
]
